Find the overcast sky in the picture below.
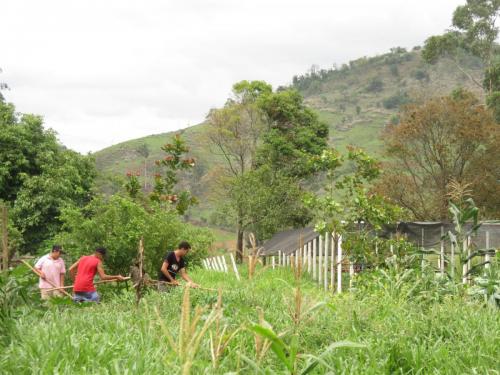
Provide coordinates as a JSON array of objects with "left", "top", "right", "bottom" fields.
[{"left": 1, "top": 0, "right": 464, "bottom": 153}]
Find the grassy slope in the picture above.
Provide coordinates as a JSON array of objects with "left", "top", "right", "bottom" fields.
[
  {"left": 93, "top": 49, "right": 484, "bottom": 224},
  {"left": 1, "top": 266, "right": 498, "bottom": 374}
]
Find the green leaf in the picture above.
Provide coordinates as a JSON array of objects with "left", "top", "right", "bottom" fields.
[
  {"left": 250, "top": 324, "right": 292, "bottom": 372},
  {"left": 300, "top": 341, "right": 366, "bottom": 375}
]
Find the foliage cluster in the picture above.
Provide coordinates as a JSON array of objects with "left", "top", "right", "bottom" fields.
[
  {"left": 207, "top": 81, "right": 329, "bottom": 259},
  {"left": 53, "top": 195, "right": 214, "bottom": 275},
  {"left": 0, "top": 98, "right": 96, "bottom": 254},
  {"left": 376, "top": 90, "right": 500, "bottom": 220}
]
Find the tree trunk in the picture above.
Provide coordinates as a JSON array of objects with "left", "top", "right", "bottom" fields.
[{"left": 236, "top": 225, "right": 244, "bottom": 264}]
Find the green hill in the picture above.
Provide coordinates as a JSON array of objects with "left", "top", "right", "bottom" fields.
[{"left": 93, "top": 48, "right": 484, "bottom": 224}]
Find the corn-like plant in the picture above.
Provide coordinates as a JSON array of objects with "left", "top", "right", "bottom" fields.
[
  {"left": 253, "top": 308, "right": 273, "bottom": 364},
  {"left": 248, "top": 233, "right": 263, "bottom": 280},
  {"left": 447, "top": 198, "right": 496, "bottom": 284},
  {"left": 154, "top": 286, "right": 218, "bottom": 375},
  {"left": 209, "top": 289, "right": 241, "bottom": 369},
  {"left": 247, "top": 323, "right": 366, "bottom": 374}
]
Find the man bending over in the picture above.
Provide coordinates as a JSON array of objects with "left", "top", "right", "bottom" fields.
[
  {"left": 159, "top": 241, "right": 200, "bottom": 289},
  {"left": 69, "top": 247, "right": 126, "bottom": 302}
]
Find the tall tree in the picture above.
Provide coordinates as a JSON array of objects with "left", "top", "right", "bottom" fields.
[
  {"left": 0, "top": 97, "right": 96, "bottom": 252},
  {"left": 257, "top": 89, "right": 329, "bottom": 177},
  {"left": 422, "top": 0, "right": 500, "bottom": 117},
  {"left": 207, "top": 81, "right": 329, "bottom": 262},
  {"left": 206, "top": 81, "right": 271, "bottom": 261},
  {"left": 374, "top": 90, "right": 500, "bottom": 220}
]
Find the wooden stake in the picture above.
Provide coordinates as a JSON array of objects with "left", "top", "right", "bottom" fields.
[
  {"left": 229, "top": 253, "right": 240, "bottom": 281},
  {"left": 440, "top": 226, "right": 445, "bottom": 276},
  {"left": 485, "top": 231, "right": 491, "bottom": 269},
  {"left": 307, "top": 242, "right": 312, "bottom": 274},
  {"left": 312, "top": 238, "right": 317, "bottom": 280},
  {"left": 221, "top": 256, "right": 229, "bottom": 273},
  {"left": 330, "top": 233, "right": 335, "bottom": 291},
  {"left": 45, "top": 277, "right": 131, "bottom": 291},
  {"left": 318, "top": 235, "right": 323, "bottom": 285},
  {"left": 324, "top": 234, "right": 328, "bottom": 291},
  {"left": 337, "top": 235, "right": 343, "bottom": 294},
  {"left": 21, "top": 260, "right": 72, "bottom": 298}
]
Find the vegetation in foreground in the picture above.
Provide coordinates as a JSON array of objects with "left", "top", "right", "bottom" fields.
[{"left": 1, "top": 264, "right": 499, "bottom": 374}]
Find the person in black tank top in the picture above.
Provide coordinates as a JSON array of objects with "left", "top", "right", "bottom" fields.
[{"left": 158, "top": 241, "right": 200, "bottom": 288}]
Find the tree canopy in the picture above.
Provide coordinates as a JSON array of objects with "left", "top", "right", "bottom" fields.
[
  {"left": 0, "top": 97, "right": 96, "bottom": 253},
  {"left": 375, "top": 90, "right": 500, "bottom": 220}
]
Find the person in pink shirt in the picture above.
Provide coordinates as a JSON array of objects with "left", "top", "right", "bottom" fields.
[{"left": 34, "top": 245, "right": 66, "bottom": 299}]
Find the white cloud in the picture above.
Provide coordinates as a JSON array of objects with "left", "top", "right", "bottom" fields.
[{"left": 0, "top": 0, "right": 464, "bottom": 153}]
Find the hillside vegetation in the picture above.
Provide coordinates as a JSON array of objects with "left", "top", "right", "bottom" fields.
[{"left": 94, "top": 48, "right": 484, "bottom": 224}]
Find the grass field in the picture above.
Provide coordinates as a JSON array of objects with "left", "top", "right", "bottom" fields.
[{"left": 1, "top": 265, "right": 498, "bottom": 374}]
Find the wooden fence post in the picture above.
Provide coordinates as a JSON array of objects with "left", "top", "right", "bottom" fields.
[
  {"left": 440, "top": 226, "right": 445, "bottom": 276},
  {"left": 323, "top": 234, "right": 328, "bottom": 291},
  {"left": 421, "top": 228, "right": 425, "bottom": 270},
  {"left": 485, "top": 231, "right": 491, "bottom": 269},
  {"left": 307, "top": 242, "right": 312, "bottom": 273},
  {"left": 330, "top": 233, "right": 335, "bottom": 291},
  {"left": 318, "top": 235, "right": 323, "bottom": 285},
  {"left": 312, "top": 238, "right": 317, "bottom": 280},
  {"left": 229, "top": 253, "right": 240, "bottom": 281},
  {"left": 1, "top": 204, "right": 8, "bottom": 271},
  {"left": 337, "top": 235, "right": 343, "bottom": 294}
]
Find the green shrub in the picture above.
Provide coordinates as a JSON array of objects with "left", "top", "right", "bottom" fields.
[
  {"left": 365, "top": 77, "right": 384, "bottom": 93},
  {"left": 383, "top": 91, "right": 410, "bottom": 109},
  {"left": 54, "top": 195, "right": 214, "bottom": 275},
  {"left": 413, "top": 69, "right": 430, "bottom": 82}
]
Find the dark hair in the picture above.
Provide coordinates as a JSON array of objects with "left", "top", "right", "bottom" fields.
[
  {"left": 178, "top": 241, "right": 191, "bottom": 250},
  {"left": 95, "top": 247, "right": 107, "bottom": 256},
  {"left": 52, "top": 245, "right": 62, "bottom": 252}
]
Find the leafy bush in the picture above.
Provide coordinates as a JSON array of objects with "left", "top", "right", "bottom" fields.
[
  {"left": 0, "top": 267, "right": 41, "bottom": 347},
  {"left": 365, "top": 77, "right": 384, "bottom": 93},
  {"left": 413, "top": 69, "right": 430, "bottom": 82},
  {"left": 383, "top": 91, "right": 410, "bottom": 109},
  {"left": 389, "top": 64, "right": 399, "bottom": 77},
  {"left": 54, "top": 195, "right": 214, "bottom": 275}
]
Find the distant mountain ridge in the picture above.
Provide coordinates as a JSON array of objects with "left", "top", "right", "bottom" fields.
[{"left": 93, "top": 48, "right": 484, "bottom": 223}]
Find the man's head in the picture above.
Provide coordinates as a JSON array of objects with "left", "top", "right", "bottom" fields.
[
  {"left": 51, "top": 245, "right": 63, "bottom": 260},
  {"left": 95, "top": 247, "right": 107, "bottom": 260},
  {"left": 177, "top": 241, "right": 191, "bottom": 257}
]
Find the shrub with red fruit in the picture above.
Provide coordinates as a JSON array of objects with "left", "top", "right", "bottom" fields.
[{"left": 150, "top": 134, "right": 197, "bottom": 215}]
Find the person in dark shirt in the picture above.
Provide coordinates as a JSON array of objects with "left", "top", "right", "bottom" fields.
[{"left": 158, "top": 241, "right": 200, "bottom": 288}]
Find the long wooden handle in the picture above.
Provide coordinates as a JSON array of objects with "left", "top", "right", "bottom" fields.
[
  {"left": 44, "top": 277, "right": 131, "bottom": 292},
  {"left": 21, "top": 260, "right": 73, "bottom": 298},
  {"left": 147, "top": 279, "right": 218, "bottom": 292}
]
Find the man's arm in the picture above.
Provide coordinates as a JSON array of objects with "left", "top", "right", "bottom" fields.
[
  {"left": 34, "top": 257, "right": 46, "bottom": 279},
  {"left": 180, "top": 268, "right": 199, "bottom": 288},
  {"left": 69, "top": 259, "right": 80, "bottom": 281},
  {"left": 60, "top": 273, "right": 65, "bottom": 287},
  {"left": 96, "top": 263, "right": 125, "bottom": 281},
  {"left": 160, "top": 261, "right": 179, "bottom": 285}
]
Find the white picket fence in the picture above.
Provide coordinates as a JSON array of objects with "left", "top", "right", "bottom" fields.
[
  {"left": 202, "top": 233, "right": 352, "bottom": 292},
  {"left": 202, "top": 253, "right": 240, "bottom": 281},
  {"left": 268, "top": 233, "right": 353, "bottom": 293}
]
